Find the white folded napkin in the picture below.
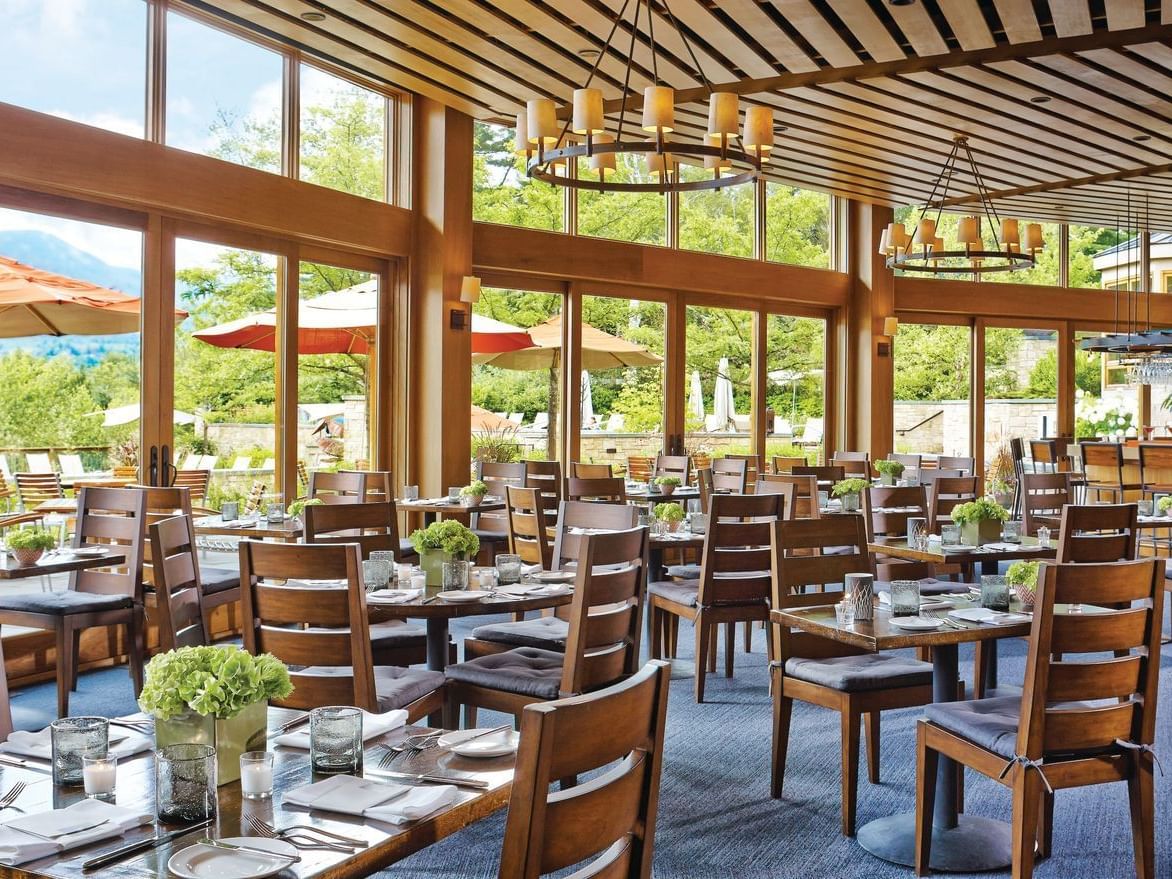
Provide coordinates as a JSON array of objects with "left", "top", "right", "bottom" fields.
[
  {"left": 950, "top": 607, "right": 1031, "bottom": 625},
  {"left": 0, "top": 799, "right": 152, "bottom": 866},
  {"left": 496, "top": 583, "right": 569, "bottom": 598},
  {"left": 283, "top": 774, "right": 456, "bottom": 826},
  {"left": 273, "top": 709, "right": 406, "bottom": 749},
  {"left": 366, "top": 589, "right": 422, "bottom": 605},
  {"left": 0, "top": 727, "right": 150, "bottom": 762},
  {"left": 521, "top": 563, "right": 542, "bottom": 575},
  {"left": 982, "top": 542, "right": 1044, "bottom": 552}
]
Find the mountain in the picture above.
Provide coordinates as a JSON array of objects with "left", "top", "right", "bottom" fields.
[{"left": 0, "top": 230, "right": 141, "bottom": 365}]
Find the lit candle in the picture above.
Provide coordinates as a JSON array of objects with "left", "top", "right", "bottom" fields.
[
  {"left": 410, "top": 572, "right": 426, "bottom": 591},
  {"left": 239, "top": 751, "right": 274, "bottom": 799},
  {"left": 82, "top": 756, "right": 116, "bottom": 799},
  {"left": 397, "top": 563, "right": 413, "bottom": 584}
]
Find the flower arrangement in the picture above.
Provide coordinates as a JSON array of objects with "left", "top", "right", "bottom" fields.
[
  {"left": 139, "top": 646, "right": 292, "bottom": 721},
  {"left": 949, "top": 499, "right": 1010, "bottom": 526},
  {"left": 832, "top": 478, "right": 869, "bottom": 498},
  {"left": 654, "top": 502, "right": 685, "bottom": 523},
  {"left": 1006, "top": 560, "right": 1041, "bottom": 607},
  {"left": 5, "top": 527, "right": 56, "bottom": 565},
  {"left": 410, "top": 519, "right": 480, "bottom": 559},
  {"left": 1158, "top": 496, "right": 1172, "bottom": 515},
  {"left": 461, "top": 480, "right": 488, "bottom": 499},
  {"left": 654, "top": 476, "right": 682, "bottom": 487},
  {"left": 874, "top": 460, "right": 905, "bottom": 477},
  {"left": 286, "top": 497, "right": 324, "bottom": 519}
]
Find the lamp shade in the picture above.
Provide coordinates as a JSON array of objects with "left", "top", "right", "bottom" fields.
[
  {"left": 912, "top": 217, "right": 937, "bottom": 247},
  {"left": 589, "top": 133, "right": 616, "bottom": 173},
  {"left": 1024, "top": 222, "right": 1045, "bottom": 251},
  {"left": 704, "top": 155, "right": 731, "bottom": 173},
  {"left": 956, "top": 216, "right": 981, "bottom": 246},
  {"left": 883, "top": 317, "right": 899, "bottom": 337},
  {"left": 526, "top": 98, "right": 558, "bottom": 146},
  {"left": 641, "top": 86, "right": 675, "bottom": 133},
  {"left": 886, "top": 222, "right": 909, "bottom": 251},
  {"left": 572, "top": 88, "right": 604, "bottom": 136},
  {"left": 878, "top": 227, "right": 891, "bottom": 256},
  {"left": 1000, "top": 218, "right": 1020, "bottom": 245},
  {"left": 742, "top": 106, "right": 774, "bottom": 151},
  {"left": 645, "top": 151, "right": 673, "bottom": 177},
  {"left": 460, "top": 276, "right": 481, "bottom": 304},
  {"left": 513, "top": 112, "right": 530, "bottom": 155},
  {"left": 707, "top": 92, "right": 739, "bottom": 140},
  {"left": 930, "top": 235, "right": 945, "bottom": 256}
]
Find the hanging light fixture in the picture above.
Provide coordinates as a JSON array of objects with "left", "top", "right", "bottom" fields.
[
  {"left": 519, "top": 0, "right": 763, "bottom": 193},
  {"left": 884, "top": 135, "right": 1039, "bottom": 275}
]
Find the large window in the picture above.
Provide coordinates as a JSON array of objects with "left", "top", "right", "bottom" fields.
[
  {"left": 300, "top": 65, "right": 387, "bottom": 201},
  {"left": 765, "top": 184, "right": 831, "bottom": 268},
  {"left": 766, "top": 315, "right": 826, "bottom": 461},
  {"left": 984, "top": 326, "right": 1058, "bottom": 464},
  {"left": 577, "top": 155, "right": 666, "bottom": 246},
  {"left": 0, "top": 0, "right": 146, "bottom": 138},
  {"left": 679, "top": 166, "right": 753, "bottom": 258},
  {"left": 685, "top": 305, "right": 752, "bottom": 459},
  {"left": 894, "top": 323, "right": 970, "bottom": 456},
  {"left": 166, "top": 12, "right": 282, "bottom": 172},
  {"left": 473, "top": 122, "right": 563, "bottom": 231},
  {"left": 1075, "top": 333, "right": 1139, "bottom": 441}
]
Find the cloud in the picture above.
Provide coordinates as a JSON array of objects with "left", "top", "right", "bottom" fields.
[
  {"left": 0, "top": 207, "right": 143, "bottom": 270},
  {"left": 50, "top": 108, "right": 143, "bottom": 139}
]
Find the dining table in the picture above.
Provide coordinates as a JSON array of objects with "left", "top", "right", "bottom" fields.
[
  {"left": 192, "top": 515, "right": 303, "bottom": 542},
  {"left": 0, "top": 706, "right": 514, "bottom": 879},
  {"left": 0, "top": 547, "right": 127, "bottom": 580},
  {"left": 625, "top": 485, "right": 700, "bottom": 505},
  {"left": 773, "top": 596, "right": 1105, "bottom": 872},
  {"left": 395, "top": 496, "right": 506, "bottom": 527}
]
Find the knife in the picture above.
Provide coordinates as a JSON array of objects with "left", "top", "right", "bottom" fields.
[
  {"left": 0, "top": 755, "right": 51, "bottom": 773},
  {"left": 197, "top": 838, "right": 301, "bottom": 862},
  {"left": 81, "top": 818, "right": 213, "bottom": 871},
  {"left": 368, "top": 769, "right": 490, "bottom": 789}
]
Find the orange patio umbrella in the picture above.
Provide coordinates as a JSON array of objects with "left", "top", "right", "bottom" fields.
[
  {"left": 0, "top": 255, "right": 185, "bottom": 336},
  {"left": 471, "top": 406, "right": 517, "bottom": 433}
]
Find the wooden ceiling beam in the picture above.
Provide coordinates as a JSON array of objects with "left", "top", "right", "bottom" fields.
[{"left": 929, "top": 162, "right": 1172, "bottom": 208}]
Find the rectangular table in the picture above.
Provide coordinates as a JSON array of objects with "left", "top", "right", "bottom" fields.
[
  {"left": 397, "top": 497, "right": 505, "bottom": 527},
  {"left": 0, "top": 549, "right": 127, "bottom": 580},
  {"left": 192, "top": 517, "right": 303, "bottom": 542},
  {"left": 0, "top": 707, "right": 514, "bottom": 879}
]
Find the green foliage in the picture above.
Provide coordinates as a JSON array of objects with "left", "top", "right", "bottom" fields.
[
  {"left": 874, "top": 460, "right": 905, "bottom": 476},
  {"left": 950, "top": 499, "right": 1009, "bottom": 526},
  {"left": 1028, "top": 349, "right": 1101, "bottom": 398},
  {"left": 471, "top": 427, "right": 522, "bottom": 463},
  {"left": 472, "top": 122, "right": 562, "bottom": 231},
  {"left": 286, "top": 498, "right": 323, "bottom": 519},
  {"left": 139, "top": 646, "right": 293, "bottom": 720},
  {"left": 5, "top": 527, "right": 56, "bottom": 551},
  {"left": 1006, "top": 560, "right": 1041, "bottom": 588},
  {"left": 832, "top": 478, "right": 869, "bottom": 497},
  {"left": 1158, "top": 496, "right": 1172, "bottom": 514},
  {"left": 410, "top": 520, "right": 480, "bottom": 558},
  {"left": 654, "top": 475, "right": 682, "bottom": 487},
  {"left": 0, "top": 350, "right": 105, "bottom": 450},
  {"left": 653, "top": 502, "right": 685, "bottom": 522},
  {"left": 461, "top": 480, "right": 487, "bottom": 497}
]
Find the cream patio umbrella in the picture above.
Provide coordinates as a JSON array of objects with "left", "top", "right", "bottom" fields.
[{"left": 472, "top": 314, "right": 662, "bottom": 457}]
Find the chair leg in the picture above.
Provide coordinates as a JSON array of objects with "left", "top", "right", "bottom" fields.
[
  {"left": 55, "top": 625, "right": 73, "bottom": 719},
  {"left": 915, "top": 726, "right": 939, "bottom": 877},
  {"left": 724, "top": 621, "right": 734, "bottom": 678},
  {"left": 706, "top": 624, "right": 717, "bottom": 674},
  {"left": 667, "top": 615, "right": 679, "bottom": 659},
  {"left": 973, "top": 642, "right": 988, "bottom": 699},
  {"left": 649, "top": 606, "right": 663, "bottom": 660},
  {"left": 465, "top": 704, "right": 478, "bottom": 729},
  {"left": 694, "top": 616, "right": 711, "bottom": 703},
  {"left": 70, "top": 629, "right": 82, "bottom": 691},
  {"left": 769, "top": 670, "right": 793, "bottom": 799},
  {"left": 442, "top": 689, "right": 459, "bottom": 730},
  {"left": 863, "top": 711, "right": 880, "bottom": 784},
  {"left": 840, "top": 706, "right": 861, "bottom": 836},
  {"left": 1127, "top": 761, "right": 1156, "bottom": 879},
  {"left": 127, "top": 610, "right": 145, "bottom": 697},
  {"left": 1009, "top": 768, "right": 1042, "bottom": 879},
  {"left": 1037, "top": 789, "right": 1054, "bottom": 860},
  {"left": 742, "top": 620, "right": 752, "bottom": 653}
]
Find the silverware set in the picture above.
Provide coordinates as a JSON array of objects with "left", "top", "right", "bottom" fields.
[
  {"left": 110, "top": 718, "right": 154, "bottom": 735},
  {"left": 376, "top": 731, "right": 442, "bottom": 768},
  {"left": 245, "top": 815, "right": 367, "bottom": 851},
  {"left": 0, "top": 781, "right": 27, "bottom": 813}
]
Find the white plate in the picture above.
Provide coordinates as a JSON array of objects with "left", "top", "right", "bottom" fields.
[
  {"left": 530, "top": 571, "right": 575, "bottom": 583},
  {"left": 168, "top": 837, "right": 297, "bottom": 879},
  {"left": 889, "top": 616, "right": 944, "bottom": 630},
  {"left": 438, "top": 728, "right": 520, "bottom": 758},
  {"left": 68, "top": 547, "right": 108, "bottom": 557},
  {"left": 436, "top": 590, "right": 491, "bottom": 602},
  {"left": 950, "top": 608, "right": 1031, "bottom": 624}
]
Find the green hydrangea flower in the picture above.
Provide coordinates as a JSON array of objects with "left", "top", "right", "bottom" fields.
[{"left": 139, "top": 646, "right": 293, "bottom": 720}]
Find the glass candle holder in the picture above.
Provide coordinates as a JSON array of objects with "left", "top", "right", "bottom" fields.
[
  {"left": 1137, "top": 499, "right": 1154, "bottom": 517},
  {"left": 495, "top": 553, "right": 523, "bottom": 585},
  {"left": 239, "top": 751, "right": 274, "bottom": 800},
  {"left": 409, "top": 572, "right": 426, "bottom": 591},
  {"left": 82, "top": 755, "right": 117, "bottom": 800},
  {"left": 1036, "top": 526, "right": 1051, "bottom": 546},
  {"left": 396, "top": 563, "right": 413, "bottom": 584},
  {"left": 689, "top": 513, "right": 709, "bottom": 535},
  {"left": 1001, "top": 521, "right": 1022, "bottom": 544},
  {"left": 845, "top": 573, "right": 874, "bottom": 622},
  {"left": 442, "top": 559, "right": 470, "bottom": 590},
  {"left": 834, "top": 600, "right": 855, "bottom": 629},
  {"left": 403, "top": 485, "right": 420, "bottom": 501},
  {"left": 51, "top": 717, "right": 109, "bottom": 786},
  {"left": 220, "top": 501, "right": 239, "bottom": 522},
  {"left": 890, "top": 580, "right": 921, "bottom": 617},
  {"left": 818, "top": 490, "right": 830, "bottom": 510},
  {"left": 941, "top": 524, "right": 961, "bottom": 546},
  {"left": 980, "top": 575, "right": 1011, "bottom": 612},
  {"left": 266, "top": 493, "right": 284, "bottom": 524},
  {"left": 906, "top": 517, "right": 927, "bottom": 550},
  {"left": 447, "top": 486, "right": 462, "bottom": 503},
  {"left": 156, "top": 744, "right": 217, "bottom": 823},
  {"left": 362, "top": 559, "right": 392, "bottom": 591},
  {"left": 310, "top": 707, "right": 362, "bottom": 775}
]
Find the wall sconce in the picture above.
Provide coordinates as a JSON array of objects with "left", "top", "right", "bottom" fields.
[
  {"left": 877, "top": 316, "right": 898, "bottom": 357},
  {"left": 450, "top": 275, "right": 481, "bottom": 330}
]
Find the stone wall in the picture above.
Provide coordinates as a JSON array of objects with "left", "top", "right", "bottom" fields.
[{"left": 893, "top": 399, "right": 1057, "bottom": 461}]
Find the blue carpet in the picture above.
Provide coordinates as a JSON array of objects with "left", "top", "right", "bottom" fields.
[{"left": 14, "top": 607, "right": 1172, "bottom": 879}]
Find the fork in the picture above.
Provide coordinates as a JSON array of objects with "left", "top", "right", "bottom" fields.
[
  {"left": 247, "top": 816, "right": 368, "bottom": 848},
  {"left": 244, "top": 815, "right": 354, "bottom": 852},
  {"left": 0, "top": 781, "right": 27, "bottom": 813},
  {"left": 377, "top": 735, "right": 438, "bottom": 768}
]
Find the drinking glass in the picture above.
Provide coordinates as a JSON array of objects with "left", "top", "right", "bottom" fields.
[
  {"left": 834, "top": 601, "right": 855, "bottom": 629},
  {"left": 239, "top": 751, "right": 274, "bottom": 800},
  {"left": 82, "top": 755, "right": 117, "bottom": 800},
  {"left": 310, "top": 707, "right": 362, "bottom": 774},
  {"left": 396, "top": 563, "right": 413, "bottom": 584},
  {"left": 906, "top": 517, "right": 927, "bottom": 551},
  {"left": 362, "top": 559, "right": 392, "bottom": 591},
  {"left": 442, "top": 559, "right": 470, "bottom": 590},
  {"left": 890, "top": 580, "right": 921, "bottom": 617},
  {"left": 447, "top": 486, "right": 462, "bottom": 503},
  {"left": 905, "top": 470, "right": 920, "bottom": 487},
  {"left": 818, "top": 490, "right": 830, "bottom": 510},
  {"left": 1137, "top": 499, "right": 1154, "bottom": 517},
  {"left": 370, "top": 550, "right": 395, "bottom": 567},
  {"left": 1001, "top": 521, "right": 1022, "bottom": 544},
  {"left": 156, "top": 744, "right": 217, "bottom": 823},
  {"left": 51, "top": 717, "right": 108, "bottom": 786},
  {"left": 689, "top": 513, "right": 709, "bottom": 535},
  {"left": 1036, "top": 525, "right": 1051, "bottom": 546},
  {"left": 845, "top": 573, "right": 875, "bottom": 622},
  {"left": 980, "top": 575, "right": 1011, "bottom": 612},
  {"left": 495, "top": 553, "right": 523, "bottom": 585},
  {"left": 266, "top": 493, "right": 284, "bottom": 524},
  {"left": 220, "top": 501, "right": 239, "bottom": 522},
  {"left": 403, "top": 485, "right": 420, "bottom": 502},
  {"left": 941, "top": 524, "right": 960, "bottom": 546}
]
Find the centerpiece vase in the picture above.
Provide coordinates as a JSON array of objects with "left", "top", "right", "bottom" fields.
[
  {"left": 960, "top": 519, "right": 1002, "bottom": 547},
  {"left": 154, "top": 700, "right": 267, "bottom": 786},
  {"left": 418, "top": 549, "right": 452, "bottom": 587},
  {"left": 840, "top": 492, "right": 860, "bottom": 513},
  {"left": 880, "top": 473, "right": 896, "bottom": 486}
]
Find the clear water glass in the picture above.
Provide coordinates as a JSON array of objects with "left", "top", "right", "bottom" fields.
[
  {"left": 156, "top": 744, "right": 217, "bottom": 823},
  {"left": 403, "top": 485, "right": 420, "bottom": 501},
  {"left": 220, "top": 501, "right": 239, "bottom": 522},
  {"left": 370, "top": 550, "right": 395, "bottom": 567},
  {"left": 1036, "top": 526, "right": 1051, "bottom": 546},
  {"left": 818, "top": 490, "right": 830, "bottom": 510},
  {"left": 310, "top": 707, "right": 362, "bottom": 774},
  {"left": 495, "top": 553, "right": 523, "bottom": 585},
  {"left": 834, "top": 601, "right": 855, "bottom": 629},
  {"left": 890, "top": 580, "right": 921, "bottom": 617},
  {"left": 51, "top": 717, "right": 108, "bottom": 786},
  {"left": 447, "top": 486, "right": 462, "bottom": 503},
  {"left": 1001, "top": 521, "right": 1022, "bottom": 544},
  {"left": 980, "top": 575, "right": 1010, "bottom": 611},
  {"left": 941, "top": 524, "right": 961, "bottom": 546},
  {"left": 1137, "top": 499, "right": 1153, "bottom": 517},
  {"left": 266, "top": 493, "right": 284, "bottom": 524},
  {"left": 689, "top": 513, "right": 709, "bottom": 535},
  {"left": 362, "top": 559, "right": 392, "bottom": 590},
  {"left": 906, "top": 517, "right": 927, "bottom": 550},
  {"left": 442, "top": 559, "right": 470, "bottom": 590}
]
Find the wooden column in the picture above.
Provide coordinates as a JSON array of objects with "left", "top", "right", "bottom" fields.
[
  {"left": 751, "top": 311, "right": 768, "bottom": 463},
  {"left": 1057, "top": 321, "right": 1076, "bottom": 439},
  {"left": 564, "top": 282, "right": 583, "bottom": 465},
  {"left": 843, "top": 200, "right": 895, "bottom": 461},
  {"left": 972, "top": 319, "right": 986, "bottom": 478},
  {"left": 139, "top": 214, "right": 175, "bottom": 485},
  {"left": 409, "top": 98, "right": 473, "bottom": 494},
  {"left": 664, "top": 295, "right": 686, "bottom": 455},
  {"left": 275, "top": 245, "right": 299, "bottom": 498}
]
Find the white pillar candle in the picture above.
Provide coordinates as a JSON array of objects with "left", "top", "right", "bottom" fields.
[
  {"left": 82, "top": 758, "right": 116, "bottom": 797},
  {"left": 397, "top": 563, "right": 413, "bottom": 584},
  {"left": 240, "top": 761, "right": 273, "bottom": 798}
]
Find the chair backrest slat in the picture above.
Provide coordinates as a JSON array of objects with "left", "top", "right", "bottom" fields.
[
  {"left": 15, "top": 472, "right": 63, "bottom": 507},
  {"left": 566, "top": 477, "right": 626, "bottom": 504},
  {"left": 928, "top": 475, "right": 980, "bottom": 531},
  {"left": 936, "top": 455, "right": 974, "bottom": 475},
  {"left": 303, "top": 501, "right": 399, "bottom": 560},
  {"left": 571, "top": 462, "right": 613, "bottom": 479},
  {"left": 149, "top": 515, "right": 208, "bottom": 651},
  {"left": 72, "top": 487, "right": 146, "bottom": 599},
  {"left": 696, "top": 494, "right": 782, "bottom": 607},
  {"left": 308, "top": 470, "right": 367, "bottom": 504},
  {"left": 552, "top": 501, "right": 639, "bottom": 570},
  {"left": 654, "top": 454, "right": 691, "bottom": 483},
  {"left": 506, "top": 486, "right": 552, "bottom": 569},
  {"left": 771, "top": 455, "right": 806, "bottom": 474},
  {"left": 759, "top": 473, "right": 818, "bottom": 519},
  {"left": 792, "top": 465, "right": 845, "bottom": 485},
  {"left": 1021, "top": 473, "right": 1073, "bottom": 535},
  {"left": 863, "top": 485, "right": 927, "bottom": 542},
  {"left": 1056, "top": 503, "right": 1137, "bottom": 563},
  {"left": 832, "top": 452, "right": 870, "bottom": 478}
]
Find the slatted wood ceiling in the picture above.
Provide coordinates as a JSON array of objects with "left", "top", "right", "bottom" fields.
[{"left": 192, "top": 0, "right": 1172, "bottom": 229}]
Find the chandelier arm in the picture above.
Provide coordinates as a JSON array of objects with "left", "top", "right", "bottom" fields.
[
  {"left": 646, "top": 0, "right": 660, "bottom": 84},
  {"left": 616, "top": 0, "right": 644, "bottom": 145},
  {"left": 964, "top": 141, "right": 1002, "bottom": 241},
  {"left": 660, "top": 0, "right": 714, "bottom": 94},
  {"left": 933, "top": 156, "right": 959, "bottom": 235},
  {"left": 919, "top": 139, "right": 961, "bottom": 222},
  {"left": 580, "top": 0, "right": 633, "bottom": 92}
]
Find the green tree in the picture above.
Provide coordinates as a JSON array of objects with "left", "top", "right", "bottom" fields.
[{"left": 0, "top": 351, "right": 104, "bottom": 449}]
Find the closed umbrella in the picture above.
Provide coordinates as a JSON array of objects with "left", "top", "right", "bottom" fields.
[
  {"left": 93, "top": 403, "right": 197, "bottom": 428},
  {"left": 688, "top": 370, "right": 705, "bottom": 421},
  {"left": 581, "top": 370, "right": 595, "bottom": 428},
  {"left": 713, "top": 357, "right": 737, "bottom": 432}
]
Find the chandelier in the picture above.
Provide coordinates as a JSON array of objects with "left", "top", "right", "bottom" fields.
[
  {"left": 515, "top": 0, "right": 770, "bottom": 193},
  {"left": 881, "top": 135, "right": 1042, "bottom": 275}
]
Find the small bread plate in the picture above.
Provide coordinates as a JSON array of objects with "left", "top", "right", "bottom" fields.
[
  {"left": 168, "top": 837, "right": 297, "bottom": 879},
  {"left": 439, "top": 728, "right": 520, "bottom": 758},
  {"left": 436, "top": 590, "right": 492, "bottom": 603},
  {"left": 889, "top": 616, "right": 945, "bottom": 630}
]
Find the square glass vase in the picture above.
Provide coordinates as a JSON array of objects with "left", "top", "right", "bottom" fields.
[
  {"left": 153, "top": 701, "right": 267, "bottom": 786},
  {"left": 418, "top": 549, "right": 454, "bottom": 587},
  {"left": 960, "top": 519, "right": 1002, "bottom": 547}
]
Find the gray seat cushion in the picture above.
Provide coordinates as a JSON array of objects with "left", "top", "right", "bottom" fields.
[
  {"left": 784, "top": 653, "right": 932, "bottom": 693},
  {"left": 398, "top": 539, "right": 418, "bottom": 560},
  {"left": 298, "top": 665, "right": 443, "bottom": 711},
  {"left": 200, "top": 566, "right": 239, "bottom": 596},
  {"left": 0, "top": 591, "right": 133, "bottom": 616},
  {"left": 470, "top": 616, "right": 568, "bottom": 650},
  {"left": 370, "top": 621, "right": 427, "bottom": 649},
  {"left": 444, "top": 647, "right": 564, "bottom": 700},
  {"left": 472, "top": 528, "right": 509, "bottom": 544},
  {"left": 923, "top": 696, "right": 1021, "bottom": 759},
  {"left": 666, "top": 563, "right": 701, "bottom": 580},
  {"left": 876, "top": 578, "right": 968, "bottom": 597},
  {"left": 648, "top": 579, "right": 699, "bottom": 608}
]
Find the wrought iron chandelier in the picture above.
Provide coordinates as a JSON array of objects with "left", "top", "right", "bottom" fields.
[
  {"left": 881, "top": 135, "right": 1043, "bottom": 275},
  {"left": 515, "top": 0, "right": 770, "bottom": 193}
]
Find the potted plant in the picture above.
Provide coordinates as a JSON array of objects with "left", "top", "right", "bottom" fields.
[
  {"left": 655, "top": 475, "right": 682, "bottom": 497},
  {"left": 832, "top": 478, "right": 869, "bottom": 513},
  {"left": 875, "top": 459, "right": 905, "bottom": 486},
  {"left": 653, "top": 502, "right": 685, "bottom": 532},
  {"left": 286, "top": 497, "right": 323, "bottom": 522},
  {"left": 1006, "top": 560, "right": 1041, "bottom": 609},
  {"left": 140, "top": 645, "right": 292, "bottom": 785},
  {"left": 5, "top": 527, "right": 56, "bottom": 566},
  {"left": 1158, "top": 496, "right": 1172, "bottom": 517},
  {"left": 460, "top": 480, "right": 488, "bottom": 506},
  {"left": 986, "top": 440, "right": 1016, "bottom": 508},
  {"left": 409, "top": 520, "right": 480, "bottom": 587},
  {"left": 950, "top": 498, "right": 1010, "bottom": 546}
]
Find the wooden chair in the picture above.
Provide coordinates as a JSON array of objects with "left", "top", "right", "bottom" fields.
[
  {"left": 239, "top": 539, "right": 444, "bottom": 721},
  {"left": 753, "top": 478, "right": 796, "bottom": 514},
  {"left": 551, "top": 501, "right": 640, "bottom": 569},
  {"left": 14, "top": 472, "right": 63, "bottom": 509},
  {"left": 473, "top": 462, "right": 527, "bottom": 554},
  {"left": 1079, "top": 441, "right": 1138, "bottom": 503},
  {"left": 570, "top": 462, "right": 612, "bottom": 478},
  {"left": 694, "top": 467, "right": 714, "bottom": 513},
  {"left": 523, "top": 460, "right": 562, "bottom": 521},
  {"left": 1021, "top": 473, "right": 1073, "bottom": 536},
  {"left": 724, "top": 453, "right": 760, "bottom": 483},
  {"left": 936, "top": 455, "right": 974, "bottom": 476},
  {"left": 1137, "top": 443, "right": 1172, "bottom": 499},
  {"left": 915, "top": 558, "right": 1165, "bottom": 878},
  {"left": 626, "top": 455, "right": 655, "bottom": 484},
  {"left": 654, "top": 454, "right": 691, "bottom": 483},
  {"left": 498, "top": 661, "right": 670, "bottom": 879},
  {"left": 566, "top": 476, "right": 626, "bottom": 503},
  {"left": 794, "top": 464, "right": 846, "bottom": 486},
  {"left": 890, "top": 453, "right": 922, "bottom": 471},
  {"left": 772, "top": 455, "right": 807, "bottom": 474},
  {"left": 711, "top": 457, "right": 748, "bottom": 493},
  {"left": 148, "top": 515, "right": 209, "bottom": 652},
  {"left": 0, "top": 487, "right": 146, "bottom": 716},
  {"left": 341, "top": 468, "right": 392, "bottom": 502},
  {"left": 832, "top": 452, "right": 871, "bottom": 478},
  {"left": 760, "top": 473, "right": 819, "bottom": 519},
  {"left": 648, "top": 493, "right": 783, "bottom": 702},
  {"left": 928, "top": 476, "right": 981, "bottom": 532},
  {"left": 505, "top": 486, "right": 552, "bottom": 569},
  {"left": 307, "top": 470, "right": 367, "bottom": 503},
  {"left": 444, "top": 527, "right": 648, "bottom": 727},
  {"left": 865, "top": 485, "right": 929, "bottom": 581},
  {"left": 1056, "top": 503, "right": 1138, "bottom": 563},
  {"left": 770, "top": 515, "right": 933, "bottom": 836},
  {"left": 172, "top": 469, "right": 211, "bottom": 505},
  {"left": 1029, "top": 439, "right": 1061, "bottom": 473}
]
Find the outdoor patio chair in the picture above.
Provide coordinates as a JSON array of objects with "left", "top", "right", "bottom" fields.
[
  {"left": 26, "top": 452, "right": 52, "bottom": 473},
  {"left": 58, "top": 454, "right": 85, "bottom": 477}
]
